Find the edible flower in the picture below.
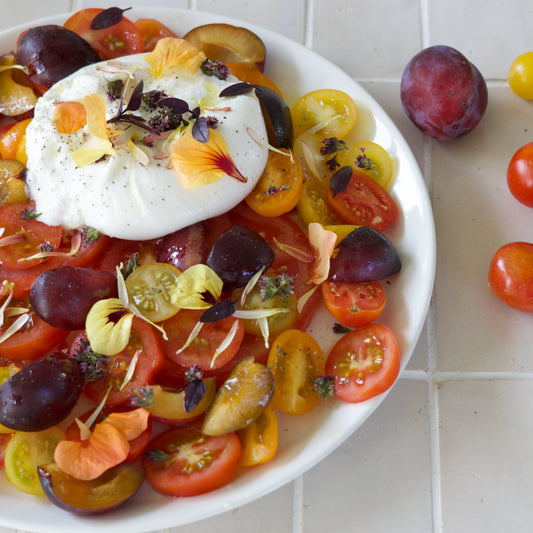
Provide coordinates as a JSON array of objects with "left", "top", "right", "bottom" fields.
[
  {"left": 171, "top": 264, "right": 223, "bottom": 308},
  {"left": 53, "top": 408, "right": 149, "bottom": 481},
  {"left": 70, "top": 93, "right": 115, "bottom": 167},
  {"left": 144, "top": 37, "right": 206, "bottom": 79},
  {"left": 308, "top": 222, "right": 337, "bottom": 284},
  {"left": 53, "top": 101, "right": 87, "bottom": 133},
  {"left": 170, "top": 129, "right": 247, "bottom": 188}
]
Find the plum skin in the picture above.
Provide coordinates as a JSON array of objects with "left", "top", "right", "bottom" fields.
[{"left": 400, "top": 45, "right": 488, "bottom": 141}]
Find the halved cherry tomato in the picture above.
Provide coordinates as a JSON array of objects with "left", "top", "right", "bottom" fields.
[
  {"left": 0, "top": 298, "right": 68, "bottom": 361},
  {"left": 322, "top": 280, "right": 386, "bottom": 327},
  {"left": 291, "top": 89, "right": 357, "bottom": 139},
  {"left": 227, "top": 62, "right": 282, "bottom": 96},
  {"left": 293, "top": 132, "right": 333, "bottom": 184},
  {"left": 134, "top": 18, "right": 178, "bottom": 51},
  {"left": 4, "top": 426, "right": 64, "bottom": 495},
  {"left": 267, "top": 329, "right": 325, "bottom": 415},
  {"left": 73, "top": 318, "right": 165, "bottom": 405},
  {"left": 0, "top": 118, "right": 32, "bottom": 160},
  {"left": 337, "top": 140, "right": 394, "bottom": 190},
  {"left": 0, "top": 200, "right": 63, "bottom": 270},
  {"left": 327, "top": 168, "right": 399, "bottom": 231},
  {"left": 237, "top": 404, "right": 278, "bottom": 466},
  {"left": 297, "top": 178, "right": 342, "bottom": 226},
  {"left": 64, "top": 406, "right": 153, "bottom": 463},
  {"left": 162, "top": 308, "right": 244, "bottom": 371},
  {"left": 125, "top": 263, "right": 182, "bottom": 323},
  {"left": 64, "top": 8, "right": 145, "bottom": 60},
  {"left": 142, "top": 422, "right": 242, "bottom": 497},
  {"left": 326, "top": 323, "right": 400, "bottom": 403},
  {"left": 488, "top": 241, "right": 533, "bottom": 312},
  {"left": 93, "top": 237, "right": 157, "bottom": 271},
  {"left": 245, "top": 149, "right": 303, "bottom": 217},
  {"left": 507, "top": 142, "right": 533, "bottom": 208}
]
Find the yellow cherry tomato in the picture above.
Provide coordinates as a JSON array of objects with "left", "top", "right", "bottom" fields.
[
  {"left": 245, "top": 149, "right": 303, "bottom": 217},
  {"left": 336, "top": 140, "right": 394, "bottom": 190},
  {"left": 292, "top": 132, "right": 332, "bottom": 183},
  {"left": 509, "top": 52, "right": 533, "bottom": 99},
  {"left": 267, "top": 329, "right": 325, "bottom": 415},
  {"left": 291, "top": 89, "right": 357, "bottom": 139},
  {"left": 238, "top": 405, "right": 278, "bottom": 466},
  {"left": 297, "top": 178, "right": 342, "bottom": 226}
]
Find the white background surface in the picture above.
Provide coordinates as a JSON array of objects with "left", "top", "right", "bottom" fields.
[{"left": 1, "top": 1, "right": 533, "bottom": 532}]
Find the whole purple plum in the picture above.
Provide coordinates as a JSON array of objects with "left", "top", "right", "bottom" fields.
[{"left": 400, "top": 45, "right": 488, "bottom": 141}]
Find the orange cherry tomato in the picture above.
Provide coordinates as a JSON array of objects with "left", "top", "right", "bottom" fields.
[
  {"left": 238, "top": 404, "right": 278, "bottom": 466},
  {"left": 326, "top": 323, "right": 400, "bottom": 403},
  {"left": 245, "top": 149, "right": 303, "bottom": 217},
  {"left": 0, "top": 118, "right": 32, "bottom": 160},
  {"left": 64, "top": 8, "right": 145, "bottom": 60},
  {"left": 134, "top": 18, "right": 178, "bottom": 51},
  {"left": 321, "top": 280, "right": 386, "bottom": 327},
  {"left": 267, "top": 329, "right": 325, "bottom": 415}
]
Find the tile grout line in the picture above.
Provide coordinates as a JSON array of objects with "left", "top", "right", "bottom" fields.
[{"left": 292, "top": 476, "right": 305, "bottom": 533}]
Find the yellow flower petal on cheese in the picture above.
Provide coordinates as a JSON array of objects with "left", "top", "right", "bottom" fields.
[
  {"left": 144, "top": 37, "right": 206, "bottom": 79},
  {"left": 70, "top": 135, "right": 115, "bottom": 167},
  {"left": 170, "top": 129, "right": 246, "bottom": 188}
]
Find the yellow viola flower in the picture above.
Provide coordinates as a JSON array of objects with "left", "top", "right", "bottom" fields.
[
  {"left": 171, "top": 264, "right": 223, "bottom": 309},
  {"left": 144, "top": 37, "right": 206, "bottom": 79}
]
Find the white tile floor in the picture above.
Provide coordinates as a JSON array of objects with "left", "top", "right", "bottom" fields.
[{"left": 1, "top": 1, "right": 533, "bottom": 532}]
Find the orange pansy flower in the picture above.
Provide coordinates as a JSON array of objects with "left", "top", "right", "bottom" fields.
[{"left": 53, "top": 101, "right": 87, "bottom": 134}]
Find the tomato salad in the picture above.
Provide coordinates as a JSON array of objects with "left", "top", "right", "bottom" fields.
[{"left": 0, "top": 7, "right": 403, "bottom": 515}]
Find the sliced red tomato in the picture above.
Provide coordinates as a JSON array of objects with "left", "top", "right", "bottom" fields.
[
  {"left": 327, "top": 168, "right": 399, "bottom": 231},
  {"left": 267, "top": 329, "right": 325, "bottom": 415},
  {"left": 71, "top": 318, "right": 165, "bottom": 405},
  {"left": 134, "top": 18, "right": 178, "bottom": 51},
  {"left": 321, "top": 279, "right": 386, "bottom": 327},
  {"left": 142, "top": 422, "right": 242, "bottom": 497},
  {"left": 93, "top": 237, "right": 157, "bottom": 272},
  {"left": 64, "top": 8, "right": 145, "bottom": 60},
  {"left": 0, "top": 201, "right": 62, "bottom": 270},
  {"left": 64, "top": 405, "right": 152, "bottom": 463},
  {"left": 162, "top": 308, "right": 244, "bottom": 371},
  {"left": 0, "top": 297, "right": 69, "bottom": 361},
  {"left": 325, "top": 323, "right": 400, "bottom": 403}
]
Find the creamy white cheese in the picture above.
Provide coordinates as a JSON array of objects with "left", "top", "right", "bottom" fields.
[{"left": 25, "top": 54, "right": 269, "bottom": 240}]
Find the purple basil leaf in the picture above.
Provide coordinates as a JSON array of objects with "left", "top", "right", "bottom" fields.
[
  {"left": 219, "top": 82, "right": 254, "bottom": 98},
  {"left": 184, "top": 379, "right": 206, "bottom": 413},
  {"left": 157, "top": 97, "right": 190, "bottom": 115},
  {"left": 125, "top": 80, "right": 144, "bottom": 112},
  {"left": 329, "top": 166, "right": 353, "bottom": 197},
  {"left": 200, "top": 299, "right": 236, "bottom": 323},
  {"left": 192, "top": 117, "right": 210, "bottom": 143},
  {"left": 90, "top": 7, "right": 132, "bottom": 30},
  {"left": 108, "top": 114, "right": 153, "bottom": 132},
  {"left": 190, "top": 106, "right": 201, "bottom": 120}
]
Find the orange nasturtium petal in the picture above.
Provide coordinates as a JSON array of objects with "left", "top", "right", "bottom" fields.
[
  {"left": 54, "top": 408, "right": 149, "bottom": 481},
  {"left": 308, "top": 222, "right": 337, "bottom": 284},
  {"left": 144, "top": 37, "right": 206, "bottom": 78},
  {"left": 53, "top": 101, "right": 87, "bottom": 133},
  {"left": 170, "top": 129, "right": 247, "bottom": 188}
]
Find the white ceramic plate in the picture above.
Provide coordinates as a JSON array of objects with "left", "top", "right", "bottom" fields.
[{"left": 0, "top": 7, "right": 435, "bottom": 532}]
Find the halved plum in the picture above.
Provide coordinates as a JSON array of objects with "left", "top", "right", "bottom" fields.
[
  {"left": 184, "top": 23, "right": 266, "bottom": 71},
  {"left": 38, "top": 463, "right": 145, "bottom": 515}
]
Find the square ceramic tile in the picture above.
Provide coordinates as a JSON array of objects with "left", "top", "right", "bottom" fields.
[
  {"left": 439, "top": 379, "right": 533, "bottom": 532},
  {"left": 427, "top": 0, "right": 533, "bottom": 79},
  {"left": 302, "top": 379, "right": 432, "bottom": 533},
  {"left": 433, "top": 85, "right": 533, "bottom": 373},
  {"left": 312, "top": 0, "right": 422, "bottom": 79}
]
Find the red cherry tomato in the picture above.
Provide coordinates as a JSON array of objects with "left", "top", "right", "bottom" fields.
[
  {"left": 142, "top": 422, "right": 242, "bottom": 497},
  {"left": 488, "top": 241, "right": 533, "bottom": 312},
  {"left": 64, "top": 8, "right": 145, "bottom": 60},
  {"left": 327, "top": 168, "right": 399, "bottom": 231},
  {"left": 0, "top": 201, "right": 62, "bottom": 270},
  {"left": 134, "top": 18, "right": 178, "bottom": 51},
  {"left": 321, "top": 280, "right": 386, "bottom": 327},
  {"left": 325, "top": 323, "right": 400, "bottom": 403},
  {"left": 507, "top": 142, "right": 533, "bottom": 207},
  {"left": 162, "top": 309, "right": 244, "bottom": 371},
  {"left": 72, "top": 318, "right": 165, "bottom": 405}
]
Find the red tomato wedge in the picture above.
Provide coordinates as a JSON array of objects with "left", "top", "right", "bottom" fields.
[
  {"left": 64, "top": 8, "right": 145, "bottom": 60},
  {"left": 326, "top": 323, "right": 400, "bottom": 403},
  {"left": 142, "top": 422, "right": 242, "bottom": 497},
  {"left": 327, "top": 168, "right": 399, "bottom": 231},
  {"left": 134, "top": 18, "right": 178, "bottom": 51}
]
